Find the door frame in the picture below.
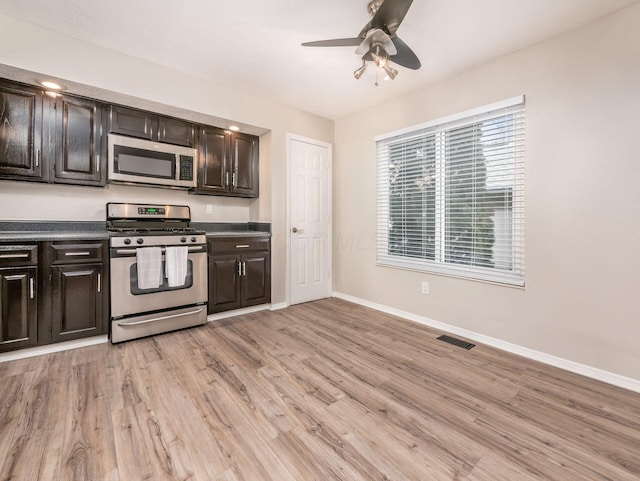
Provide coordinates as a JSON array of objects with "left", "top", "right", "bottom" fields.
[{"left": 286, "top": 133, "right": 333, "bottom": 307}]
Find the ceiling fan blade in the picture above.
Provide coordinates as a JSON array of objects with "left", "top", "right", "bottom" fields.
[
  {"left": 302, "top": 38, "right": 362, "bottom": 47},
  {"left": 371, "top": 0, "right": 414, "bottom": 36},
  {"left": 390, "top": 36, "right": 421, "bottom": 69}
]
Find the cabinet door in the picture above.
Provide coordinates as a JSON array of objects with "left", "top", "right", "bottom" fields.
[
  {"left": 241, "top": 252, "right": 271, "bottom": 307},
  {"left": 110, "top": 105, "right": 156, "bottom": 140},
  {"left": 197, "top": 126, "right": 229, "bottom": 194},
  {"left": 230, "top": 133, "right": 259, "bottom": 198},
  {"left": 51, "top": 263, "right": 105, "bottom": 342},
  {"left": 208, "top": 254, "right": 241, "bottom": 313},
  {"left": 158, "top": 117, "right": 195, "bottom": 147},
  {"left": 53, "top": 96, "right": 106, "bottom": 185},
  {"left": 0, "top": 81, "right": 44, "bottom": 181},
  {"left": 0, "top": 266, "right": 38, "bottom": 352}
]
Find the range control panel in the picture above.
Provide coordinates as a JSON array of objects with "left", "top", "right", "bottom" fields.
[{"left": 138, "top": 207, "right": 166, "bottom": 215}]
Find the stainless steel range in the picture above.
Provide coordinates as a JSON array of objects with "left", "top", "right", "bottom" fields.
[{"left": 107, "top": 203, "right": 207, "bottom": 343}]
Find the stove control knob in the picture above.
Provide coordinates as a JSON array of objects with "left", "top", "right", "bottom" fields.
[
  {"left": 180, "top": 237, "right": 187, "bottom": 243},
  {"left": 136, "top": 238, "right": 144, "bottom": 245},
  {"left": 124, "top": 238, "right": 132, "bottom": 245},
  {"left": 191, "top": 237, "right": 197, "bottom": 243}
]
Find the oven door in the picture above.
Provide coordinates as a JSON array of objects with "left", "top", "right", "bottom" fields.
[{"left": 110, "top": 246, "right": 207, "bottom": 319}]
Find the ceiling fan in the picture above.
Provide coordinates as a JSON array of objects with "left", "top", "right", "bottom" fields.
[{"left": 302, "top": 0, "right": 421, "bottom": 84}]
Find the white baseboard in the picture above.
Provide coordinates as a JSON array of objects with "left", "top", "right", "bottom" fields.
[
  {"left": 270, "top": 302, "right": 289, "bottom": 311},
  {"left": 0, "top": 335, "right": 109, "bottom": 363},
  {"left": 207, "top": 304, "right": 271, "bottom": 322},
  {"left": 332, "top": 292, "right": 640, "bottom": 394}
]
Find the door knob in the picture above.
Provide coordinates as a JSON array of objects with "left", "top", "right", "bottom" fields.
[{"left": 292, "top": 227, "right": 304, "bottom": 233}]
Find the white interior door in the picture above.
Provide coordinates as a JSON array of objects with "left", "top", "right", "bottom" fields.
[{"left": 289, "top": 136, "right": 331, "bottom": 305}]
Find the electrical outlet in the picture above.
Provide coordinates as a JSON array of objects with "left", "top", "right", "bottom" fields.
[
  {"left": 205, "top": 204, "right": 213, "bottom": 214},
  {"left": 421, "top": 281, "right": 430, "bottom": 295}
]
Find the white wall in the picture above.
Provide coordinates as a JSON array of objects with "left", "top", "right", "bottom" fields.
[
  {"left": 0, "top": 14, "right": 334, "bottom": 305},
  {"left": 334, "top": 5, "right": 640, "bottom": 380}
]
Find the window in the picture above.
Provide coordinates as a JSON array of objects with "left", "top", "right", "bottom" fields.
[{"left": 376, "top": 96, "right": 525, "bottom": 286}]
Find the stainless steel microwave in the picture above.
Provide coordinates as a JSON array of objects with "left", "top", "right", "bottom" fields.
[{"left": 108, "top": 134, "right": 197, "bottom": 188}]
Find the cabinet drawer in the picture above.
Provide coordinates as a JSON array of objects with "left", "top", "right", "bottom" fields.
[
  {"left": 49, "top": 242, "right": 104, "bottom": 264},
  {"left": 0, "top": 244, "right": 38, "bottom": 266},
  {"left": 207, "top": 236, "right": 270, "bottom": 254}
]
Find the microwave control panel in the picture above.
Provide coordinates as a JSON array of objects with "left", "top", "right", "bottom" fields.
[{"left": 179, "top": 156, "right": 194, "bottom": 181}]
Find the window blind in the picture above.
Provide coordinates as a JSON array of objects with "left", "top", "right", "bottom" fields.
[{"left": 376, "top": 97, "right": 525, "bottom": 286}]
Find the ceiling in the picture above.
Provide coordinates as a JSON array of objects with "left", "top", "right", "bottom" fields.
[{"left": 0, "top": 0, "right": 638, "bottom": 120}]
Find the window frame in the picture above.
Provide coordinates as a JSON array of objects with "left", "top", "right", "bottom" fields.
[{"left": 376, "top": 96, "right": 526, "bottom": 287}]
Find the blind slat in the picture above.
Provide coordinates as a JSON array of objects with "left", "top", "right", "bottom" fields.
[{"left": 377, "top": 98, "right": 526, "bottom": 286}]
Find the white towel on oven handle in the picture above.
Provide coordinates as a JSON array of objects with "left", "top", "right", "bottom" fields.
[
  {"left": 165, "top": 246, "right": 189, "bottom": 287},
  {"left": 136, "top": 247, "right": 163, "bottom": 289}
]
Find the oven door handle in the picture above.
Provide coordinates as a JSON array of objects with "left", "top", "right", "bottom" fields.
[
  {"left": 118, "top": 308, "right": 205, "bottom": 326},
  {"left": 115, "top": 246, "right": 205, "bottom": 255}
]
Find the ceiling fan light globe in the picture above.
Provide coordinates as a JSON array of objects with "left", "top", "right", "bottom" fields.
[
  {"left": 354, "top": 63, "right": 368, "bottom": 79},
  {"left": 383, "top": 64, "right": 398, "bottom": 80},
  {"left": 372, "top": 44, "right": 389, "bottom": 68}
]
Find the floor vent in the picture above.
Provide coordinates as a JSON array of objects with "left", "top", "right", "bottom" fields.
[{"left": 437, "top": 335, "right": 475, "bottom": 350}]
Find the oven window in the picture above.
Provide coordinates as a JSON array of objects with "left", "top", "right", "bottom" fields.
[
  {"left": 130, "top": 260, "right": 194, "bottom": 294},
  {"left": 114, "top": 145, "right": 176, "bottom": 179}
]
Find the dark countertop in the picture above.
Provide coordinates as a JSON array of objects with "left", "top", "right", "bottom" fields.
[
  {"left": 0, "top": 221, "right": 272, "bottom": 242},
  {"left": 193, "top": 222, "right": 271, "bottom": 239},
  {"left": 0, "top": 231, "right": 110, "bottom": 242},
  {"left": 205, "top": 231, "right": 271, "bottom": 238},
  {"left": 0, "top": 221, "right": 109, "bottom": 242}
]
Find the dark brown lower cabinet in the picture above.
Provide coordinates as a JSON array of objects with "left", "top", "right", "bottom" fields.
[
  {"left": 208, "top": 254, "right": 242, "bottom": 313},
  {"left": 242, "top": 252, "right": 270, "bottom": 307},
  {"left": 0, "top": 266, "right": 38, "bottom": 351},
  {"left": 0, "top": 240, "right": 108, "bottom": 353},
  {"left": 207, "top": 236, "right": 271, "bottom": 314},
  {"left": 51, "top": 263, "right": 105, "bottom": 342},
  {"left": 46, "top": 241, "right": 108, "bottom": 343}
]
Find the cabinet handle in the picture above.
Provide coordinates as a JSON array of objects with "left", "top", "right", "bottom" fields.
[
  {"left": 97, "top": 273, "right": 101, "bottom": 293},
  {"left": 226, "top": 172, "right": 230, "bottom": 186},
  {"left": 237, "top": 261, "right": 242, "bottom": 276},
  {"left": 65, "top": 251, "right": 91, "bottom": 256},
  {"left": 242, "top": 261, "right": 246, "bottom": 276},
  {"left": 0, "top": 253, "right": 29, "bottom": 259},
  {"left": 96, "top": 154, "right": 100, "bottom": 173},
  {"left": 232, "top": 172, "right": 237, "bottom": 187},
  {"left": 235, "top": 245, "right": 250, "bottom": 249},
  {"left": 36, "top": 149, "right": 40, "bottom": 167},
  {"left": 29, "top": 277, "right": 35, "bottom": 299}
]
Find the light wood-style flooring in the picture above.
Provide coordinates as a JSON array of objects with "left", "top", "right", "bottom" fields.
[{"left": 1, "top": 298, "right": 639, "bottom": 480}]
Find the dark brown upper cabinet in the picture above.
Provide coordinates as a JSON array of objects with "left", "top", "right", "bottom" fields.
[
  {"left": 109, "top": 105, "right": 195, "bottom": 147},
  {"left": 51, "top": 95, "right": 107, "bottom": 186},
  {"left": 0, "top": 80, "right": 45, "bottom": 182},
  {"left": 231, "top": 133, "right": 259, "bottom": 197},
  {"left": 197, "top": 125, "right": 228, "bottom": 194},
  {"left": 0, "top": 79, "right": 107, "bottom": 187},
  {"left": 195, "top": 126, "right": 259, "bottom": 198}
]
